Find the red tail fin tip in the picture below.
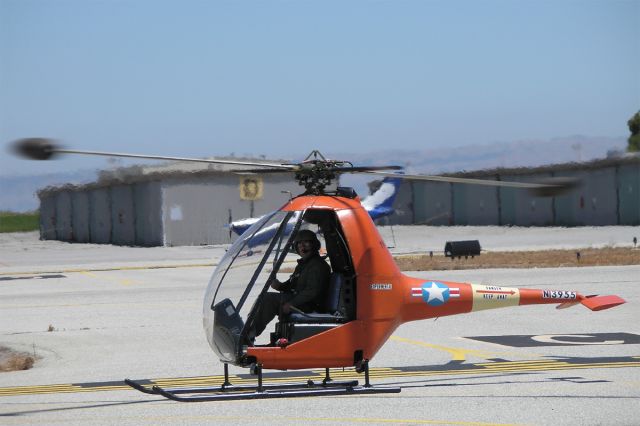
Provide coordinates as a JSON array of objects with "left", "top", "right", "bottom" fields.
[{"left": 580, "top": 295, "right": 626, "bottom": 311}]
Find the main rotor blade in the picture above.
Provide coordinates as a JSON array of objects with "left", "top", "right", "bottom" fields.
[
  {"left": 330, "top": 165, "right": 403, "bottom": 173},
  {"left": 11, "top": 138, "right": 294, "bottom": 170},
  {"left": 239, "top": 165, "right": 404, "bottom": 174},
  {"left": 57, "top": 148, "right": 295, "bottom": 169},
  {"left": 364, "top": 171, "right": 579, "bottom": 195}
]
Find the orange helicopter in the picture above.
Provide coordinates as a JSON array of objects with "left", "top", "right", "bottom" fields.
[{"left": 11, "top": 138, "right": 626, "bottom": 402}]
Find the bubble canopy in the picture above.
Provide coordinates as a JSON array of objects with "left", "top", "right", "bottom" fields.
[{"left": 203, "top": 210, "right": 300, "bottom": 363}]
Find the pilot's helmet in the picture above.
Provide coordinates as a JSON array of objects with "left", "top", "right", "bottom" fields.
[{"left": 293, "top": 229, "right": 320, "bottom": 252}]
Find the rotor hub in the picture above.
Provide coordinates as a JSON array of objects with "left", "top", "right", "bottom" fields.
[{"left": 294, "top": 150, "right": 353, "bottom": 195}]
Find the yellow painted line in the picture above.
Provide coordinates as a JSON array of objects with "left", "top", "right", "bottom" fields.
[
  {"left": 79, "top": 270, "right": 139, "bottom": 286},
  {"left": 142, "top": 415, "right": 523, "bottom": 426},
  {"left": 391, "top": 336, "right": 515, "bottom": 361},
  {"left": 484, "top": 363, "right": 640, "bottom": 371},
  {"left": 0, "top": 262, "right": 216, "bottom": 276},
  {"left": 147, "top": 360, "right": 640, "bottom": 387},
  {"left": 152, "top": 374, "right": 229, "bottom": 384},
  {"left": 0, "top": 414, "right": 523, "bottom": 426},
  {"left": 475, "top": 360, "right": 562, "bottom": 366},
  {"left": 2, "top": 360, "right": 639, "bottom": 397}
]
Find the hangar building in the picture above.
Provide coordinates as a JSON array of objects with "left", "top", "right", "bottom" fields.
[
  {"left": 37, "top": 154, "right": 639, "bottom": 246},
  {"left": 37, "top": 158, "right": 302, "bottom": 246},
  {"left": 386, "top": 155, "right": 640, "bottom": 226}
]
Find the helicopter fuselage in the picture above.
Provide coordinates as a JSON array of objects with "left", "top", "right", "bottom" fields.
[{"left": 233, "top": 194, "right": 624, "bottom": 370}]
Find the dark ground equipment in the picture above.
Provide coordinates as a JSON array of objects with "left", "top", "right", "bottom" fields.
[{"left": 444, "top": 240, "right": 481, "bottom": 259}]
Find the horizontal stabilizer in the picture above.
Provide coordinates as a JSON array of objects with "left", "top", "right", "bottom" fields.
[
  {"left": 555, "top": 301, "right": 580, "bottom": 309},
  {"left": 580, "top": 295, "right": 626, "bottom": 311}
]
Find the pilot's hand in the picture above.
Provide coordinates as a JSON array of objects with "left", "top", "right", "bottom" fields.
[
  {"left": 281, "top": 302, "right": 292, "bottom": 314},
  {"left": 270, "top": 279, "right": 283, "bottom": 291},
  {"left": 269, "top": 278, "right": 282, "bottom": 291}
]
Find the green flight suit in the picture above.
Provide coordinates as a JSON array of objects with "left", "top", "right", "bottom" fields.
[{"left": 252, "top": 253, "right": 330, "bottom": 338}]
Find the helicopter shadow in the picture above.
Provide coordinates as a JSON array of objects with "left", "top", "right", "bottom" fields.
[
  {"left": 0, "top": 398, "right": 156, "bottom": 418},
  {"left": 378, "top": 370, "right": 610, "bottom": 394}
]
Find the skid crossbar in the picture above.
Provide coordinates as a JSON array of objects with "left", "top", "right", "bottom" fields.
[
  {"left": 125, "top": 363, "right": 401, "bottom": 402},
  {"left": 154, "top": 382, "right": 400, "bottom": 402}
]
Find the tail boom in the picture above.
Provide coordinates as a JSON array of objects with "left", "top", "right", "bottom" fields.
[
  {"left": 402, "top": 277, "right": 625, "bottom": 323},
  {"left": 519, "top": 288, "right": 626, "bottom": 311}
]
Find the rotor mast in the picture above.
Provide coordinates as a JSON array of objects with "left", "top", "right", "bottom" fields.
[{"left": 295, "top": 150, "right": 352, "bottom": 195}]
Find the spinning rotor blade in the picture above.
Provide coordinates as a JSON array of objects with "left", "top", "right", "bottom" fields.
[
  {"left": 365, "top": 171, "right": 579, "bottom": 196},
  {"left": 330, "top": 165, "right": 403, "bottom": 173},
  {"left": 11, "top": 138, "right": 294, "bottom": 170},
  {"left": 10, "top": 139, "right": 579, "bottom": 196},
  {"left": 239, "top": 165, "right": 403, "bottom": 174}
]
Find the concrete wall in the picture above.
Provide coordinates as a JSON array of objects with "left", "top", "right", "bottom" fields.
[{"left": 71, "top": 191, "right": 90, "bottom": 242}]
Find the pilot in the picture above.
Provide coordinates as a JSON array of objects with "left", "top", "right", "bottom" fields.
[{"left": 250, "top": 229, "right": 331, "bottom": 341}]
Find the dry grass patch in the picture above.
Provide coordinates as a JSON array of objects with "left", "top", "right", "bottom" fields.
[
  {"left": 395, "top": 247, "right": 640, "bottom": 271},
  {"left": 0, "top": 346, "right": 35, "bottom": 372}
]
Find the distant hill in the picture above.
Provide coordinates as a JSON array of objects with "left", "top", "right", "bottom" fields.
[
  {"left": 329, "top": 135, "right": 627, "bottom": 174},
  {"left": 0, "top": 170, "right": 98, "bottom": 212},
  {"left": 0, "top": 135, "right": 627, "bottom": 212}
]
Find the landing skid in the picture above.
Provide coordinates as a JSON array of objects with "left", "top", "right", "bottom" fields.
[{"left": 125, "top": 362, "right": 400, "bottom": 402}]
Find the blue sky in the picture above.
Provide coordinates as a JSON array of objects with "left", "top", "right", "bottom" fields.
[{"left": 1, "top": 0, "right": 639, "bottom": 176}]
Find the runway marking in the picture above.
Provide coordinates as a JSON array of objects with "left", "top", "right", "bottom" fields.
[
  {"left": 0, "top": 274, "right": 66, "bottom": 282},
  {"left": 0, "top": 413, "right": 521, "bottom": 426},
  {"left": 390, "top": 336, "right": 529, "bottom": 361},
  {"left": 79, "top": 270, "right": 138, "bottom": 287},
  {"left": 0, "top": 262, "right": 216, "bottom": 276},
  {"left": 138, "top": 415, "right": 523, "bottom": 425},
  {"left": 467, "top": 332, "right": 640, "bottom": 347},
  {"left": 1, "top": 355, "right": 639, "bottom": 397}
]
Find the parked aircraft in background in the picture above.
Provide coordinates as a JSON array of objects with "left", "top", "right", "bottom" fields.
[{"left": 227, "top": 176, "right": 403, "bottom": 237}]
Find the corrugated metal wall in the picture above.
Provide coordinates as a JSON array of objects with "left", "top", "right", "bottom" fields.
[
  {"left": 618, "top": 163, "right": 640, "bottom": 225},
  {"left": 89, "top": 188, "right": 111, "bottom": 244},
  {"left": 499, "top": 173, "right": 554, "bottom": 226},
  {"left": 37, "top": 158, "right": 639, "bottom": 245},
  {"left": 412, "top": 181, "right": 452, "bottom": 225},
  {"left": 39, "top": 193, "right": 57, "bottom": 240},
  {"left": 401, "top": 161, "right": 639, "bottom": 227},
  {"left": 110, "top": 185, "right": 136, "bottom": 245},
  {"left": 133, "top": 181, "right": 163, "bottom": 246},
  {"left": 161, "top": 174, "right": 299, "bottom": 246},
  {"left": 36, "top": 173, "right": 300, "bottom": 246},
  {"left": 452, "top": 183, "right": 499, "bottom": 225},
  {"left": 553, "top": 168, "right": 618, "bottom": 226},
  {"left": 54, "top": 191, "right": 73, "bottom": 241},
  {"left": 71, "top": 191, "right": 90, "bottom": 242}
]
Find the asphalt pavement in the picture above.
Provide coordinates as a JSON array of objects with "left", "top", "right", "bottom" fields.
[{"left": 1, "top": 228, "right": 639, "bottom": 425}]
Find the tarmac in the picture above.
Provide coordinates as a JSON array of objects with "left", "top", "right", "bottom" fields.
[{"left": 1, "top": 227, "right": 639, "bottom": 425}]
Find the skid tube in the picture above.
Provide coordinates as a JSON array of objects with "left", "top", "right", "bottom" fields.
[{"left": 125, "top": 361, "right": 400, "bottom": 402}]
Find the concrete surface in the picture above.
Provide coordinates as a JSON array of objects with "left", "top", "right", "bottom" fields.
[{"left": 1, "top": 228, "right": 639, "bottom": 425}]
